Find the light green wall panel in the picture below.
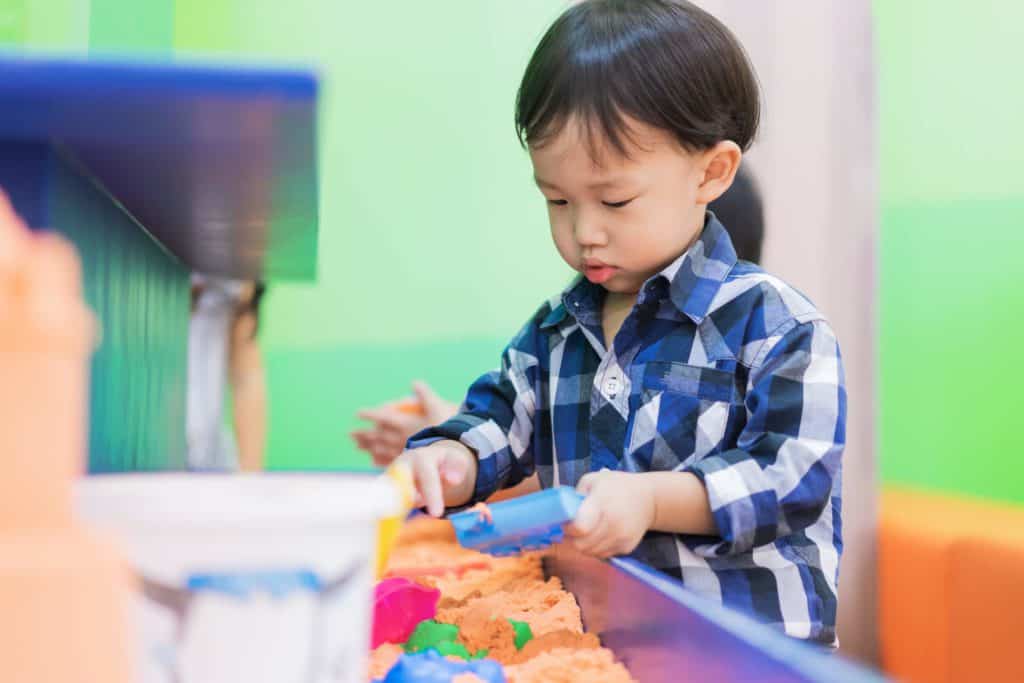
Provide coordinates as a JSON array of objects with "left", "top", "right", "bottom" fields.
[
  {"left": 0, "top": 0, "right": 90, "bottom": 50},
  {"left": 0, "top": 0, "right": 27, "bottom": 44},
  {"left": 265, "top": 337, "right": 504, "bottom": 471},
  {"left": 876, "top": 0, "right": 1024, "bottom": 203},
  {"left": 89, "top": 0, "right": 173, "bottom": 52},
  {"left": 880, "top": 199, "right": 1024, "bottom": 504},
  {"left": 877, "top": 0, "right": 1024, "bottom": 504}
]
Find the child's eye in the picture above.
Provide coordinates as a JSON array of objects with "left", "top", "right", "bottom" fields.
[
  {"left": 602, "top": 198, "right": 634, "bottom": 209},
  {"left": 547, "top": 199, "right": 568, "bottom": 206}
]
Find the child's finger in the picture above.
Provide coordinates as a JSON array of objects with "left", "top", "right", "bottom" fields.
[
  {"left": 377, "top": 429, "right": 408, "bottom": 453},
  {"left": 571, "top": 515, "right": 608, "bottom": 556},
  {"left": 412, "top": 381, "right": 456, "bottom": 422},
  {"left": 371, "top": 446, "right": 400, "bottom": 467},
  {"left": 439, "top": 450, "right": 470, "bottom": 486},
  {"left": 411, "top": 381, "right": 439, "bottom": 404},
  {"left": 356, "top": 407, "right": 387, "bottom": 424},
  {"left": 352, "top": 431, "right": 385, "bottom": 456},
  {"left": 576, "top": 472, "right": 599, "bottom": 495},
  {"left": 358, "top": 407, "right": 420, "bottom": 432},
  {"left": 350, "top": 429, "right": 374, "bottom": 445},
  {"left": 586, "top": 534, "right": 624, "bottom": 559},
  {"left": 414, "top": 458, "right": 446, "bottom": 518},
  {"left": 374, "top": 441, "right": 402, "bottom": 461},
  {"left": 567, "top": 497, "right": 601, "bottom": 537}
]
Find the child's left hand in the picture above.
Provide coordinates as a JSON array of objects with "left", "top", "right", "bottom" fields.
[{"left": 566, "top": 470, "right": 655, "bottom": 559}]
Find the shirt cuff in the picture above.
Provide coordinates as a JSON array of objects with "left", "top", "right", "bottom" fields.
[{"left": 685, "top": 452, "right": 778, "bottom": 554}]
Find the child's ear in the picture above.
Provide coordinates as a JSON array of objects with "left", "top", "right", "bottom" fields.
[{"left": 696, "top": 141, "right": 742, "bottom": 205}]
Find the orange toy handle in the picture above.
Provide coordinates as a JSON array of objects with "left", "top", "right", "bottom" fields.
[{"left": 395, "top": 399, "right": 426, "bottom": 417}]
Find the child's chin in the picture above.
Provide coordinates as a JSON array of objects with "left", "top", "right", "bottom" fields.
[{"left": 601, "top": 278, "right": 641, "bottom": 295}]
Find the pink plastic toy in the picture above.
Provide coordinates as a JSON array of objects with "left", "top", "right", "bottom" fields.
[{"left": 371, "top": 578, "right": 441, "bottom": 648}]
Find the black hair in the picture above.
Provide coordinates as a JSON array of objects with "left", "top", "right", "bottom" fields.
[
  {"left": 709, "top": 165, "right": 764, "bottom": 264},
  {"left": 249, "top": 281, "right": 267, "bottom": 338},
  {"left": 515, "top": 0, "right": 760, "bottom": 159}
]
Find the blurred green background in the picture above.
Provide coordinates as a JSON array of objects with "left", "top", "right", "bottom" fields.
[
  {"left": 2, "top": 0, "right": 1023, "bottom": 504},
  {"left": 875, "top": 0, "right": 1024, "bottom": 505}
]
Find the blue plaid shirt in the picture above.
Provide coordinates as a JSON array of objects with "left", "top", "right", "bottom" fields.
[{"left": 410, "top": 213, "right": 846, "bottom": 645}]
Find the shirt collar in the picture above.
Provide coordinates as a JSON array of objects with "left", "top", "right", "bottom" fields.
[
  {"left": 540, "top": 211, "right": 738, "bottom": 329},
  {"left": 662, "top": 211, "right": 738, "bottom": 323}
]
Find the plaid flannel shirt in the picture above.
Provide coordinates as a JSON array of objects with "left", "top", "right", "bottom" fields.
[{"left": 409, "top": 213, "right": 846, "bottom": 645}]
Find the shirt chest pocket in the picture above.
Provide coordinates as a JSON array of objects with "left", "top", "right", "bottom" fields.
[{"left": 625, "top": 361, "right": 741, "bottom": 471}]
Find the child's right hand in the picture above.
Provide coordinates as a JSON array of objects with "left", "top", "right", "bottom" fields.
[{"left": 395, "top": 439, "right": 478, "bottom": 517}]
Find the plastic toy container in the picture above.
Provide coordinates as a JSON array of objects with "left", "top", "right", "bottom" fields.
[
  {"left": 450, "top": 487, "right": 584, "bottom": 556},
  {"left": 75, "top": 473, "right": 399, "bottom": 683}
]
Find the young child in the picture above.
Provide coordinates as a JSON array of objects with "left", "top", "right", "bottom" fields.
[{"left": 399, "top": 0, "right": 845, "bottom": 647}]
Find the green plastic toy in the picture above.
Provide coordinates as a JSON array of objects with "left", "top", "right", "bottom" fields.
[
  {"left": 403, "top": 620, "right": 488, "bottom": 661},
  {"left": 509, "top": 620, "right": 534, "bottom": 650},
  {"left": 404, "top": 621, "right": 459, "bottom": 654}
]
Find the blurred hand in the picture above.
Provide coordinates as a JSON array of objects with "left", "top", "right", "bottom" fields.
[
  {"left": 351, "top": 381, "right": 459, "bottom": 467},
  {"left": 395, "top": 439, "right": 477, "bottom": 516},
  {"left": 566, "top": 470, "right": 656, "bottom": 559}
]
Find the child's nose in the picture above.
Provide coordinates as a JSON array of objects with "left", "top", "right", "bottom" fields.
[{"left": 572, "top": 209, "right": 607, "bottom": 247}]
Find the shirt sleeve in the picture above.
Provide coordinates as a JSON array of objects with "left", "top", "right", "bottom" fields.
[
  {"left": 406, "top": 315, "right": 544, "bottom": 507},
  {"left": 683, "top": 319, "right": 846, "bottom": 555}
]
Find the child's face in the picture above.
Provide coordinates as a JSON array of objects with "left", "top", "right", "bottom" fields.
[{"left": 530, "top": 117, "right": 734, "bottom": 296}]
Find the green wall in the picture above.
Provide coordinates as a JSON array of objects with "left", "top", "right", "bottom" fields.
[
  {"left": 876, "top": 0, "right": 1024, "bottom": 504},
  {"left": 0, "top": 0, "right": 89, "bottom": 50}
]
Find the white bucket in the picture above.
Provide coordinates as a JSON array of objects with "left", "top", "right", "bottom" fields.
[{"left": 75, "top": 473, "right": 400, "bottom": 683}]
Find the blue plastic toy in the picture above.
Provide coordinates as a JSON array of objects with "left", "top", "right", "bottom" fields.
[
  {"left": 449, "top": 487, "right": 585, "bottom": 556},
  {"left": 379, "top": 651, "right": 505, "bottom": 683}
]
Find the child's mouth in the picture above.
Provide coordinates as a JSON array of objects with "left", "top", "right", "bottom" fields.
[{"left": 584, "top": 264, "right": 618, "bottom": 284}]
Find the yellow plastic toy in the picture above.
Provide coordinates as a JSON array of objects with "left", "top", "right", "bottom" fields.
[{"left": 376, "top": 461, "right": 415, "bottom": 578}]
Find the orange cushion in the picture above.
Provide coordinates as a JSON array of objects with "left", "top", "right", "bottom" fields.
[
  {"left": 949, "top": 533, "right": 1024, "bottom": 682},
  {"left": 879, "top": 488, "right": 1024, "bottom": 683}
]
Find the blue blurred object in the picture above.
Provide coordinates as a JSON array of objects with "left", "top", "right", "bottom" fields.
[
  {"left": 186, "top": 569, "right": 321, "bottom": 599},
  {"left": 547, "top": 547, "right": 888, "bottom": 683},
  {"left": 0, "top": 53, "right": 319, "bottom": 281},
  {"left": 450, "top": 486, "right": 584, "bottom": 556},
  {"left": 379, "top": 651, "right": 505, "bottom": 683}
]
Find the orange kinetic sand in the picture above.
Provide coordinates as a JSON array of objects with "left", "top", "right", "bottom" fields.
[
  {"left": 436, "top": 576, "right": 584, "bottom": 636},
  {"left": 509, "top": 630, "right": 600, "bottom": 664},
  {"left": 455, "top": 612, "right": 519, "bottom": 664},
  {"left": 374, "top": 515, "right": 635, "bottom": 681},
  {"left": 451, "top": 675, "right": 487, "bottom": 683},
  {"left": 368, "top": 643, "right": 404, "bottom": 680},
  {"left": 426, "top": 556, "right": 544, "bottom": 603}
]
